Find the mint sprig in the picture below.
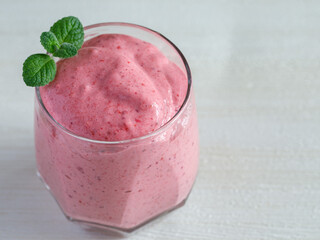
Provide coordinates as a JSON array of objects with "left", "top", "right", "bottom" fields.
[
  {"left": 23, "top": 54, "right": 56, "bottom": 86},
  {"left": 40, "top": 31, "right": 60, "bottom": 54},
  {"left": 23, "top": 16, "right": 84, "bottom": 87},
  {"left": 50, "top": 16, "right": 84, "bottom": 50},
  {"left": 53, "top": 43, "right": 78, "bottom": 58}
]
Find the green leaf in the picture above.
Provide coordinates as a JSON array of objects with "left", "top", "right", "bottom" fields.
[
  {"left": 22, "top": 54, "right": 56, "bottom": 87},
  {"left": 22, "top": 16, "right": 84, "bottom": 87},
  {"left": 50, "top": 16, "right": 84, "bottom": 50},
  {"left": 53, "top": 42, "right": 78, "bottom": 58},
  {"left": 40, "top": 31, "right": 60, "bottom": 53}
]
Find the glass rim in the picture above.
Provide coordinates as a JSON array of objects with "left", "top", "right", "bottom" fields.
[{"left": 35, "top": 22, "right": 192, "bottom": 145}]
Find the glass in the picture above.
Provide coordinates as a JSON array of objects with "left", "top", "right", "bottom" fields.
[{"left": 34, "top": 22, "right": 199, "bottom": 232}]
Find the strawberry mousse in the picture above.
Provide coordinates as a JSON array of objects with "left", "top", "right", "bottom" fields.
[{"left": 35, "top": 25, "right": 198, "bottom": 231}]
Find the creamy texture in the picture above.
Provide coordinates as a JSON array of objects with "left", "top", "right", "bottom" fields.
[
  {"left": 36, "top": 33, "right": 198, "bottom": 230},
  {"left": 40, "top": 34, "right": 187, "bottom": 141}
]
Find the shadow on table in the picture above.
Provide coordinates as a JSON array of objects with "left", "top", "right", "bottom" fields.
[
  {"left": 79, "top": 225, "right": 128, "bottom": 239},
  {"left": 0, "top": 143, "right": 128, "bottom": 239}
]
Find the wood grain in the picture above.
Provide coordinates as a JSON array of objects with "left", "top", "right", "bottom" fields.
[{"left": 1, "top": 0, "right": 320, "bottom": 239}]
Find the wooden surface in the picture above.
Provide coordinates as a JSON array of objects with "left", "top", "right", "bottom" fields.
[{"left": 1, "top": 0, "right": 320, "bottom": 239}]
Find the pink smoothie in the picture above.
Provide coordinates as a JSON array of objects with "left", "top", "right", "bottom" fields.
[
  {"left": 35, "top": 33, "right": 198, "bottom": 230},
  {"left": 40, "top": 34, "right": 187, "bottom": 141}
]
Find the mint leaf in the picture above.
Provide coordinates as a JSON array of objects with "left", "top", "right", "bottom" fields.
[
  {"left": 50, "top": 16, "right": 84, "bottom": 50},
  {"left": 22, "top": 54, "right": 56, "bottom": 87},
  {"left": 53, "top": 42, "right": 77, "bottom": 58},
  {"left": 40, "top": 16, "right": 84, "bottom": 58},
  {"left": 22, "top": 16, "right": 84, "bottom": 87},
  {"left": 40, "top": 31, "right": 60, "bottom": 53}
]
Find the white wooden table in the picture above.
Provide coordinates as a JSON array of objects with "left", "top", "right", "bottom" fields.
[{"left": 1, "top": 0, "right": 320, "bottom": 239}]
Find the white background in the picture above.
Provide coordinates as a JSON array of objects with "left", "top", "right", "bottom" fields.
[{"left": 1, "top": 0, "right": 320, "bottom": 239}]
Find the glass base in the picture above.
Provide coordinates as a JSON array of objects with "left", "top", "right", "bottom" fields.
[{"left": 37, "top": 171, "right": 189, "bottom": 234}]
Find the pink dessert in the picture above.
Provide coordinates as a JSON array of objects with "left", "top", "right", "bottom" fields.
[
  {"left": 35, "top": 27, "right": 198, "bottom": 231},
  {"left": 40, "top": 34, "right": 187, "bottom": 141}
]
